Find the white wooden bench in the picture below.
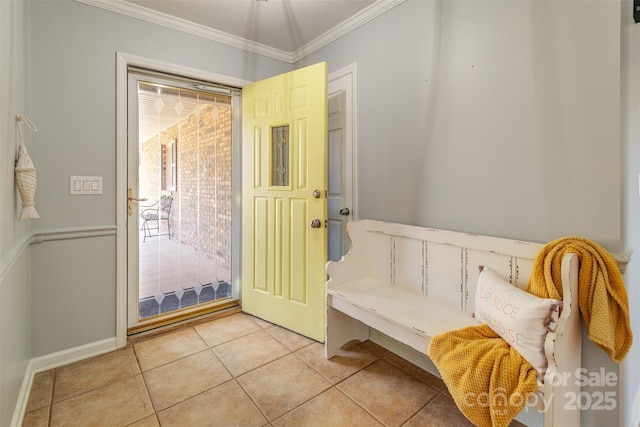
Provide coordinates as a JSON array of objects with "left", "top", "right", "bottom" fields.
[{"left": 325, "top": 220, "right": 581, "bottom": 427}]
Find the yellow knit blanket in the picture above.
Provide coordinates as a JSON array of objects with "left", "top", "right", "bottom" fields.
[{"left": 427, "top": 237, "right": 633, "bottom": 427}]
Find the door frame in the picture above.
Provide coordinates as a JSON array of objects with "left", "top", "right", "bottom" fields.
[
  {"left": 115, "top": 55, "right": 358, "bottom": 347},
  {"left": 327, "top": 63, "right": 359, "bottom": 259},
  {"left": 328, "top": 63, "right": 358, "bottom": 222},
  {"left": 115, "top": 52, "right": 248, "bottom": 347}
]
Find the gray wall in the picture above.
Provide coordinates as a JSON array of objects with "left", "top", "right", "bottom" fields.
[
  {"left": 0, "top": 0, "right": 32, "bottom": 425},
  {"left": 303, "top": 0, "right": 622, "bottom": 249},
  {"left": 303, "top": 1, "right": 637, "bottom": 425},
  {"left": 4, "top": 0, "right": 638, "bottom": 425},
  {"left": 27, "top": 0, "right": 290, "bottom": 357}
]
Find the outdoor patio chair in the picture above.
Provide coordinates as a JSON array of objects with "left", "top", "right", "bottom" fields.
[{"left": 141, "top": 194, "right": 173, "bottom": 242}]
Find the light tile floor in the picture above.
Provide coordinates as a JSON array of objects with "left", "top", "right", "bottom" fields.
[{"left": 22, "top": 312, "right": 526, "bottom": 427}]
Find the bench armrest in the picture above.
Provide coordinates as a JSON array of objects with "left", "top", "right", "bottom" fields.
[{"left": 326, "top": 221, "right": 370, "bottom": 288}]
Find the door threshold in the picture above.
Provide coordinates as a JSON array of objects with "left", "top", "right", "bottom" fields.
[{"left": 127, "top": 298, "right": 240, "bottom": 337}]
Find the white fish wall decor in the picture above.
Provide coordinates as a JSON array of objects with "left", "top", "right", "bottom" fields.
[{"left": 15, "top": 115, "right": 39, "bottom": 220}]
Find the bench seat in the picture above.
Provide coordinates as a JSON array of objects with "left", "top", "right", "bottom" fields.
[
  {"left": 325, "top": 220, "right": 581, "bottom": 427},
  {"left": 328, "top": 277, "right": 479, "bottom": 353}
]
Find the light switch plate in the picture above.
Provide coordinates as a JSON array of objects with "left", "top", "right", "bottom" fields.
[{"left": 70, "top": 176, "right": 102, "bottom": 195}]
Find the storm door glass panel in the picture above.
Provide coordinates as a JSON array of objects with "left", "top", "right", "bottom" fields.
[
  {"left": 137, "top": 81, "right": 233, "bottom": 321},
  {"left": 271, "top": 125, "right": 289, "bottom": 186}
]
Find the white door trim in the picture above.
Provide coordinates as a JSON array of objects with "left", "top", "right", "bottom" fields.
[
  {"left": 115, "top": 52, "right": 248, "bottom": 347},
  {"left": 328, "top": 63, "right": 358, "bottom": 222},
  {"left": 115, "top": 56, "right": 358, "bottom": 347}
]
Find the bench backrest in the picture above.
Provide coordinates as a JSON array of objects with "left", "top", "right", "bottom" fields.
[{"left": 351, "top": 220, "right": 545, "bottom": 314}]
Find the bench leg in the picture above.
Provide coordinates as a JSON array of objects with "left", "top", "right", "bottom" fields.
[{"left": 325, "top": 306, "right": 369, "bottom": 358}]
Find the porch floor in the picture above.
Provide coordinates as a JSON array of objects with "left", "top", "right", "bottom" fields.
[{"left": 137, "top": 232, "right": 232, "bottom": 320}]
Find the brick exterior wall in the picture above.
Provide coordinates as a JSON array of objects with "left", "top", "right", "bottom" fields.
[{"left": 140, "top": 103, "right": 232, "bottom": 281}]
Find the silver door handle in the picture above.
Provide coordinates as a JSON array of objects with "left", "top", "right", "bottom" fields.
[{"left": 339, "top": 208, "right": 350, "bottom": 216}]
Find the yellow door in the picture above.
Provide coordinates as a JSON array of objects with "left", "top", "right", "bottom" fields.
[{"left": 242, "top": 62, "right": 328, "bottom": 342}]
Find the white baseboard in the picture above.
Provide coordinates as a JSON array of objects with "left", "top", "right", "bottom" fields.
[
  {"left": 630, "top": 392, "right": 640, "bottom": 427},
  {"left": 29, "top": 337, "right": 117, "bottom": 374},
  {"left": 369, "top": 329, "right": 439, "bottom": 376},
  {"left": 10, "top": 337, "right": 117, "bottom": 427},
  {"left": 515, "top": 406, "right": 543, "bottom": 427}
]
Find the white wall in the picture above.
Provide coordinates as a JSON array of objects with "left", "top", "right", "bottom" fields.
[
  {"left": 621, "top": 1, "right": 640, "bottom": 426},
  {"left": 0, "top": 0, "right": 32, "bottom": 425},
  {"left": 304, "top": 1, "right": 632, "bottom": 425}
]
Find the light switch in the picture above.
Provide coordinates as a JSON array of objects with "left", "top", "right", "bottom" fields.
[{"left": 70, "top": 176, "right": 103, "bottom": 195}]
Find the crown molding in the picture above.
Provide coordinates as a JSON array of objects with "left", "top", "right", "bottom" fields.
[
  {"left": 292, "top": 0, "right": 406, "bottom": 62},
  {"left": 75, "top": 0, "right": 293, "bottom": 62},
  {"left": 75, "top": 0, "right": 405, "bottom": 64}
]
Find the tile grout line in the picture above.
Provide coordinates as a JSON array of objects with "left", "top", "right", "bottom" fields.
[
  {"left": 401, "top": 390, "right": 445, "bottom": 427},
  {"left": 272, "top": 352, "right": 335, "bottom": 422},
  {"left": 332, "top": 386, "right": 388, "bottom": 427},
  {"left": 133, "top": 316, "right": 313, "bottom": 424},
  {"left": 135, "top": 369, "right": 157, "bottom": 425},
  {"left": 217, "top": 334, "right": 323, "bottom": 424},
  {"left": 267, "top": 383, "right": 338, "bottom": 426},
  {"left": 149, "top": 377, "right": 239, "bottom": 420},
  {"left": 233, "top": 376, "right": 273, "bottom": 425},
  {"left": 47, "top": 369, "right": 56, "bottom": 427},
  {"left": 292, "top": 344, "right": 380, "bottom": 386},
  {"left": 25, "top": 312, "right": 464, "bottom": 427},
  {"left": 136, "top": 349, "right": 158, "bottom": 417},
  {"left": 137, "top": 326, "right": 232, "bottom": 423},
  {"left": 209, "top": 329, "right": 304, "bottom": 378},
  {"left": 324, "top": 347, "right": 446, "bottom": 427},
  {"left": 133, "top": 326, "right": 208, "bottom": 372},
  {"left": 274, "top": 348, "right": 382, "bottom": 424}
]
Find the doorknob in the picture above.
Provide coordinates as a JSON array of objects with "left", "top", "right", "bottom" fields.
[
  {"left": 339, "top": 207, "right": 350, "bottom": 216},
  {"left": 127, "top": 188, "right": 148, "bottom": 216},
  {"left": 310, "top": 219, "right": 322, "bottom": 228}
]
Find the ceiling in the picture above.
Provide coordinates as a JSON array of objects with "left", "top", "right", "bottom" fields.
[
  {"left": 79, "top": 0, "right": 405, "bottom": 141},
  {"left": 78, "top": 0, "right": 404, "bottom": 62},
  {"left": 137, "top": 83, "right": 231, "bottom": 143},
  {"left": 124, "top": 0, "right": 376, "bottom": 52}
]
